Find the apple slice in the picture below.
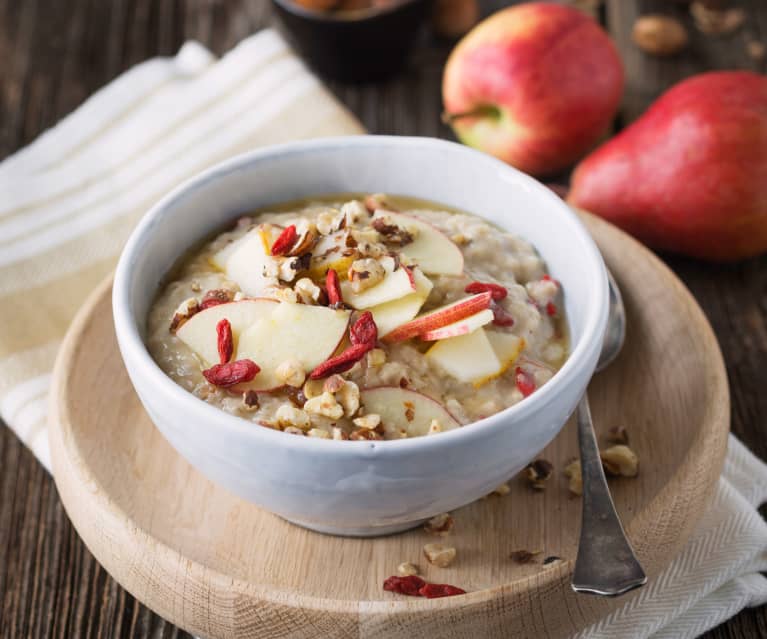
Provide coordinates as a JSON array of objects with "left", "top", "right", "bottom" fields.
[
  {"left": 307, "top": 230, "right": 356, "bottom": 280},
  {"left": 340, "top": 256, "right": 416, "bottom": 309},
  {"left": 425, "top": 328, "right": 502, "bottom": 386},
  {"left": 369, "top": 268, "right": 434, "bottom": 337},
  {"left": 382, "top": 292, "right": 492, "bottom": 343},
  {"left": 420, "top": 308, "right": 494, "bottom": 341},
  {"left": 359, "top": 387, "right": 460, "bottom": 438},
  {"left": 235, "top": 302, "right": 351, "bottom": 390},
  {"left": 211, "top": 224, "right": 282, "bottom": 296},
  {"left": 176, "top": 299, "right": 277, "bottom": 366},
  {"left": 372, "top": 210, "right": 464, "bottom": 276}
]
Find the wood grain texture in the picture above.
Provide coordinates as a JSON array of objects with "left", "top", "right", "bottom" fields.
[
  {"left": 1, "top": 0, "right": 766, "bottom": 637},
  {"left": 46, "top": 213, "right": 729, "bottom": 639}
]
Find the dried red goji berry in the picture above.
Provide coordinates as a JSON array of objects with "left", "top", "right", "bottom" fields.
[
  {"left": 491, "top": 302, "right": 515, "bottom": 327},
  {"left": 546, "top": 302, "right": 557, "bottom": 317},
  {"left": 309, "top": 343, "right": 370, "bottom": 379},
  {"left": 383, "top": 575, "right": 426, "bottom": 596},
  {"left": 216, "top": 318, "right": 233, "bottom": 364},
  {"left": 418, "top": 583, "right": 466, "bottom": 598},
  {"left": 203, "top": 359, "right": 260, "bottom": 387},
  {"left": 350, "top": 311, "right": 377, "bottom": 347},
  {"left": 515, "top": 367, "right": 536, "bottom": 397},
  {"left": 199, "top": 289, "right": 234, "bottom": 310},
  {"left": 326, "top": 268, "right": 342, "bottom": 307},
  {"left": 270, "top": 224, "right": 298, "bottom": 256},
  {"left": 465, "top": 281, "right": 507, "bottom": 301}
]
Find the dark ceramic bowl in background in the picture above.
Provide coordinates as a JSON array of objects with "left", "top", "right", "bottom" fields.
[{"left": 271, "top": 0, "right": 431, "bottom": 83}]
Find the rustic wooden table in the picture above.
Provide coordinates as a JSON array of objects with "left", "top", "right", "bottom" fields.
[{"left": 1, "top": 1, "right": 765, "bottom": 637}]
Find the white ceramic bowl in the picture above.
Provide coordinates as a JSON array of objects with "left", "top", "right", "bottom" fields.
[{"left": 113, "top": 136, "right": 608, "bottom": 536}]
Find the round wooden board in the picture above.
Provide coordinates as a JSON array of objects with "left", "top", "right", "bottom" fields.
[{"left": 49, "top": 213, "right": 729, "bottom": 639}]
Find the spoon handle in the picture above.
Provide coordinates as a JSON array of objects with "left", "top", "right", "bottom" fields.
[{"left": 572, "top": 393, "right": 647, "bottom": 596}]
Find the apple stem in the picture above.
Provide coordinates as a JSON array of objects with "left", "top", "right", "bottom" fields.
[{"left": 441, "top": 105, "right": 501, "bottom": 125}]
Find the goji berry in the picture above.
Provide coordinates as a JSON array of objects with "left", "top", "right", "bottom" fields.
[
  {"left": 418, "top": 583, "right": 466, "bottom": 598},
  {"left": 270, "top": 225, "right": 298, "bottom": 256},
  {"left": 465, "top": 281, "right": 507, "bottom": 301},
  {"left": 309, "top": 343, "right": 370, "bottom": 379},
  {"left": 350, "top": 311, "right": 377, "bottom": 347},
  {"left": 491, "top": 302, "right": 515, "bottom": 327},
  {"left": 203, "top": 359, "right": 260, "bottom": 387},
  {"left": 216, "top": 318, "right": 233, "bottom": 364},
  {"left": 326, "top": 268, "right": 342, "bottom": 307},
  {"left": 515, "top": 367, "right": 536, "bottom": 397},
  {"left": 546, "top": 302, "right": 557, "bottom": 317},
  {"left": 383, "top": 575, "right": 426, "bottom": 596}
]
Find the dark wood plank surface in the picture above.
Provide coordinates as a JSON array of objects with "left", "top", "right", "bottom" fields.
[{"left": 1, "top": 1, "right": 765, "bottom": 637}]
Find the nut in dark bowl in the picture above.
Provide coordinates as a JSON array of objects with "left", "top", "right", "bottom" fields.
[{"left": 271, "top": 0, "right": 431, "bottom": 82}]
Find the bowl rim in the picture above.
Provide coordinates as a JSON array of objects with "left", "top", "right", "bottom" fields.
[
  {"left": 113, "top": 135, "right": 608, "bottom": 457},
  {"left": 271, "top": 0, "right": 425, "bottom": 24}
]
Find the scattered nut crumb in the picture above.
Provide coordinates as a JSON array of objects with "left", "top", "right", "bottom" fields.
[
  {"left": 336, "top": 380, "right": 360, "bottom": 417},
  {"left": 348, "top": 258, "right": 386, "bottom": 293},
  {"left": 294, "top": 277, "right": 321, "bottom": 304},
  {"left": 304, "top": 392, "right": 344, "bottom": 420},
  {"left": 302, "top": 378, "right": 325, "bottom": 400},
  {"left": 424, "top": 513, "right": 454, "bottom": 536},
  {"left": 606, "top": 425, "right": 629, "bottom": 445},
  {"left": 397, "top": 561, "right": 420, "bottom": 577},
  {"left": 190, "top": 280, "right": 201, "bottom": 292},
  {"left": 491, "top": 482, "right": 511, "bottom": 497},
  {"left": 353, "top": 413, "right": 381, "bottom": 430},
  {"left": 509, "top": 549, "right": 542, "bottom": 564},
  {"left": 349, "top": 428, "right": 383, "bottom": 441},
  {"left": 524, "top": 459, "right": 554, "bottom": 490},
  {"left": 169, "top": 297, "right": 199, "bottom": 333},
  {"left": 275, "top": 404, "right": 311, "bottom": 430},
  {"left": 423, "top": 543, "right": 457, "bottom": 568},
  {"left": 564, "top": 459, "right": 583, "bottom": 496},
  {"left": 600, "top": 445, "right": 639, "bottom": 477},
  {"left": 307, "top": 428, "right": 331, "bottom": 439},
  {"left": 632, "top": 15, "right": 688, "bottom": 56},
  {"left": 331, "top": 427, "right": 348, "bottom": 440},
  {"left": 690, "top": 2, "right": 745, "bottom": 35},
  {"left": 275, "top": 358, "right": 306, "bottom": 388},
  {"left": 241, "top": 390, "right": 259, "bottom": 411}
]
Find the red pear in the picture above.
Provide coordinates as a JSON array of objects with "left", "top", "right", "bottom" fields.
[{"left": 569, "top": 71, "right": 767, "bottom": 261}]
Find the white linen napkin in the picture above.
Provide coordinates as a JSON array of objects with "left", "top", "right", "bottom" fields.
[{"left": 0, "top": 30, "right": 764, "bottom": 639}]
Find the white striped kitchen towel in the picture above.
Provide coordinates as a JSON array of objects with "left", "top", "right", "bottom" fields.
[{"left": 0, "top": 29, "right": 765, "bottom": 639}]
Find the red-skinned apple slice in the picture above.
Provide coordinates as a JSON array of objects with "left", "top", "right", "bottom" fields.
[
  {"left": 176, "top": 299, "right": 277, "bottom": 366},
  {"left": 340, "top": 256, "right": 416, "bottom": 309},
  {"left": 359, "top": 387, "right": 460, "bottom": 438},
  {"left": 369, "top": 268, "right": 433, "bottom": 337},
  {"left": 371, "top": 210, "right": 464, "bottom": 275},
  {"left": 211, "top": 224, "right": 282, "bottom": 296},
  {"left": 420, "top": 308, "right": 494, "bottom": 341},
  {"left": 234, "top": 302, "right": 351, "bottom": 391},
  {"left": 382, "top": 292, "right": 492, "bottom": 343}
]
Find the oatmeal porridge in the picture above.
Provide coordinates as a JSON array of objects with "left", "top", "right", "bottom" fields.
[{"left": 147, "top": 194, "right": 568, "bottom": 440}]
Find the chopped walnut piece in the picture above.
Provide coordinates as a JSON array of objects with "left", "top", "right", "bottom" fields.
[
  {"left": 275, "top": 404, "right": 311, "bottom": 430},
  {"left": 509, "top": 549, "right": 542, "bottom": 564},
  {"left": 287, "top": 229, "right": 317, "bottom": 257},
  {"left": 492, "top": 482, "right": 511, "bottom": 497},
  {"left": 241, "top": 390, "right": 260, "bottom": 411},
  {"left": 190, "top": 280, "right": 202, "bottom": 292},
  {"left": 337, "top": 381, "right": 361, "bottom": 417},
  {"left": 348, "top": 258, "right": 386, "bottom": 293},
  {"left": 397, "top": 561, "right": 420, "bottom": 577},
  {"left": 323, "top": 374, "right": 346, "bottom": 394},
  {"left": 600, "top": 445, "right": 639, "bottom": 477},
  {"left": 169, "top": 297, "right": 199, "bottom": 333},
  {"left": 524, "top": 459, "right": 554, "bottom": 490},
  {"left": 353, "top": 413, "right": 381, "bottom": 430},
  {"left": 331, "top": 427, "right": 348, "bottom": 440},
  {"left": 606, "top": 425, "right": 629, "bottom": 445},
  {"left": 316, "top": 209, "right": 345, "bottom": 235},
  {"left": 340, "top": 200, "right": 368, "bottom": 226},
  {"left": 275, "top": 358, "right": 306, "bottom": 388},
  {"left": 294, "top": 277, "right": 321, "bottom": 304},
  {"left": 427, "top": 419, "right": 442, "bottom": 435},
  {"left": 304, "top": 392, "right": 344, "bottom": 420},
  {"left": 564, "top": 460, "right": 583, "bottom": 496},
  {"left": 364, "top": 193, "right": 394, "bottom": 213},
  {"left": 450, "top": 233, "right": 470, "bottom": 246},
  {"left": 372, "top": 217, "right": 414, "bottom": 246},
  {"left": 424, "top": 513, "right": 454, "bottom": 536},
  {"left": 307, "top": 428, "right": 331, "bottom": 439},
  {"left": 264, "top": 286, "right": 299, "bottom": 304},
  {"left": 423, "top": 543, "right": 456, "bottom": 568}
]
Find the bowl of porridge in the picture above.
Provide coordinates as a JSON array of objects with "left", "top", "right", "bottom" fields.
[{"left": 113, "top": 136, "right": 608, "bottom": 536}]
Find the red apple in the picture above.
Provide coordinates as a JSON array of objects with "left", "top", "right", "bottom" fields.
[
  {"left": 569, "top": 71, "right": 767, "bottom": 261},
  {"left": 442, "top": 2, "right": 624, "bottom": 176}
]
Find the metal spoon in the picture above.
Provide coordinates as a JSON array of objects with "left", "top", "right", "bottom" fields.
[{"left": 571, "top": 270, "right": 647, "bottom": 596}]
